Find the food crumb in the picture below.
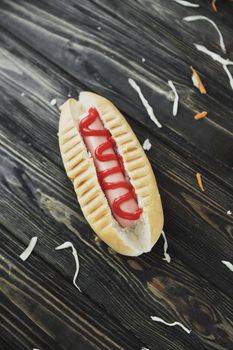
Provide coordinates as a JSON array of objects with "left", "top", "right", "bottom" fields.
[
  {"left": 191, "top": 66, "right": 207, "bottom": 94},
  {"left": 143, "top": 139, "right": 152, "bottom": 151},
  {"left": 227, "top": 210, "right": 232, "bottom": 215},
  {"left": 194, "top": 111, "right": 208, "bottom": 120},
  {"left": 212, "top": 0, "right": 218, "bottom": 12},
  {"left": 97, "top": 26, "right": 102, "bottom": 30},
  {"left": 196, "top": 172, "right": 205, "bottom": 192},
  {"left": 50, "top": 98, "right": 57, "bottom": 106},
  {"left": 21, "top": 92, "right": 25, "bottom": 97},
  {"left": 142, "top": 58, "right": 146, "bottom": 62}
]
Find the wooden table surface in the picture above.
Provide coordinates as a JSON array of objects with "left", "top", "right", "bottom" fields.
[{"left": 0, "top": 1, "right": 233, "bottom": 349}]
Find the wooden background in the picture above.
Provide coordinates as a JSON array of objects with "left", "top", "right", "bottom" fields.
[{"left": 0, "top": 0, "right": 233, "bottom": 349}]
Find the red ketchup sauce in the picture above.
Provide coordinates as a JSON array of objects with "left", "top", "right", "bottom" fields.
[{"left": 79, "top": 107, "right": 142, "bottom": 227}]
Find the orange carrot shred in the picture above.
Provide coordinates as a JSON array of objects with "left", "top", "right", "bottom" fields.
[
  {"left": 194, "top": 111, "right": 208, "bottom": 120},
  {"left": 212, "top": 0, "right": 218, "bottom": 12},
  {"left": 191, "top": 66, "right": 207, "bottom": 95},
  {"left": 196, "top": 173, "right": 205, "bottom": 192}
]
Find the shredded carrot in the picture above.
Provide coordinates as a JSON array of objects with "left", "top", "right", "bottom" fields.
[
  {"left": 196, "top": 173, "right": 205, "bottom": 192},
  {"left": 191, "top": 66, "right": 207, "bottom": 95},
  {"left": 212, "top": 0, "right": 218, "bottom": 12},
  {"left": 194, "top": 111, "right": 208, "bottom": 120}
]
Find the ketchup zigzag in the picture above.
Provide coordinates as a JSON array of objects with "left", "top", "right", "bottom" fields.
[{"left": 79, "top": 107, "right": 142, "bottom": 221}]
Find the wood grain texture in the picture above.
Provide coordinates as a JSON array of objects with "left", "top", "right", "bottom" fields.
[
  {"left": 0, "top": 1, "right": 233, "bottom": 349},
  {"left": 1, "top": 0, "right": 232, "bottom": 178},
  {"left": 0, "top": 231, "right": 144, "bottom": 350}
]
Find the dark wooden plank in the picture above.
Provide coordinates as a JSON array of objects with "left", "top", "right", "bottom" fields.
[
  {"left": 0, "top": 231, "right": 143, "bottom": 350},
  {"left": 0, "top": 28, "right": 232, "bottom": 350},
  {"left": 0, "top": 337, "right": 15, "bottom": 350},
  {"left": 0, "top": 0, "right": 232, "bottom": 191},
  {"left": 0, "top": 26, "right": 232, "bottom": 295}
]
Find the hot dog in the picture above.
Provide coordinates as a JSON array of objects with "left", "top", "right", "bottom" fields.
[
  {"left": 59, "top": 92, "right": 163, "bottom": 256},
  {"left": 79, "top": 107, "right": 142, "bottom": 228}
]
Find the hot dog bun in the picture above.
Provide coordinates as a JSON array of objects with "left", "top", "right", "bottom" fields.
[{"left": 59, "top": 92, "right": 163, "bottom": 256}]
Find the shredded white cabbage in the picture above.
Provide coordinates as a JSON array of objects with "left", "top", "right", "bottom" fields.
[
  {"left": 173, "top": 0, "right": 199, "bottom": 7},
  {"left": 184, "top": 16, "right": 226, "bottom": 54},
  {"left": 128, "top": 78, "right": 162, "bottom": 128},
  {"left": 222, "top": 261, "right": 233, "bottom": 272},
  {"left": 151, "top": 316, "right": 191, "bottom": 334},
  {"left": 194, "top": 44, "right": 233, "bottom": 90},
  {"left": 168, "top": 80, "right": 179, "bottom": 117},
  {"left": 19, "top": 237, "right": 38, "bottom": 261},
  {"left": 55, "top": 241, "right": 81, "bottom": 292},
  {"left": 161, "top": 230, "right": 171, "bottom": 263}
]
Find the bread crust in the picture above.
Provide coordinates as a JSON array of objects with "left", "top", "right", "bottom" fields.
[{"left": 59, "top": 92, "right": 163, "bottom": 255}]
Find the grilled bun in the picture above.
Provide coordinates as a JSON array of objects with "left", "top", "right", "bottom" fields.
[{"left": 59, "top": 92, "right": 163, "bottom": 256}]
